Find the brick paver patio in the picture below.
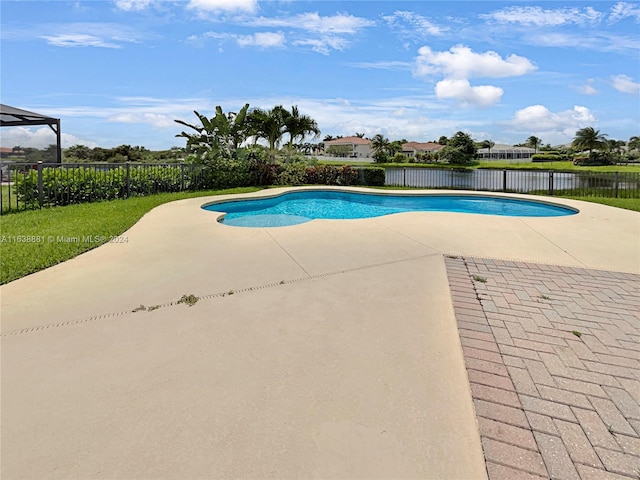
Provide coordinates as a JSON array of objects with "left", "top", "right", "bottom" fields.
[{"left": 445, "top": 256, "right": 640, "bottom": 480}]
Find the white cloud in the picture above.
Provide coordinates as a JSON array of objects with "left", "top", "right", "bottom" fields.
[
  {"left": 0, "top": 127, "right": 98, "bottom": 149},
  {"left": 189, "top": 31, "right": 285, "bottom": 49},
  {"left": 609, "top": 2, "right": 640, "bottom": 22},
  {"left": 44, "top": 96, "right": 216, "bottom": 127},
  {"left": 107, "top": 112, "right": 175, "bottom": 128},
  {"left": 345, "top": 60, "right": 412, "bottom": 71},
  {"left": 187, "top": 0, "right": 257, "bottom": 14},
  {"left": 528, "top": 31, "right": 639, "bottom": 53},
  {"left": 190, "top": 12, "right": 371, "bottom": 54},
  {"left": 612, "top": 74, "right": 640, "bottom": 94},
  {"left": 41, "top": 33, "right": 122, "bottom": 48},
  {"left": 578, "top": 83, "right": 599, "bottom": 95},
  {"left": 382, "top": 11, "right": 447, "bottom": 37},
  {"left": 234, "top": 94, "right": 459, "bottom": 143},
  {"left": 114, "top": 0, "right": 152, "bottom": 12},
  {"left": 481, "top": 6, "right": 604, "bottom": 26},
  {"left": 434, "top": 79, "right": 503, "bottom": 107},
  {"left": 37, "top": 23, "right": 141, "bottom": 48},
  {"left": 509, "top": 105, "right": 596, "bottom": 136},
  {"left": 292, "top": 36, "right": 348, "bottom": 55},
  {"left": 249, "top": 12, "right": 374, "bottom": 34},
  {"left": 414, "top": 45, "right": 536, "bottom": 79},
  {"left": 237, "top": 31, "right": 285, "bottom": 48},
  {"left": 414, "top": 45, "right": 536, "bottom": 107}
]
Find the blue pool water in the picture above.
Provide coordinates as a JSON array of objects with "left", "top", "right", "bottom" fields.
[{"left": 203, "top": 190, "right": 578, "bottom": 227}]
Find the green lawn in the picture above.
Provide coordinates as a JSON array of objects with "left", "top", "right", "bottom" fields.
[
  {"left": 562, "top": 196, "right": 640, "bottom": 211},
  {"left": 1, "top": 186, "right": 638, "bottom": 285},
  {"left": 317, "top": 159, "right": 640, "bottom": 173},
  {"left": 475, "top": 161, "right": 640, "bottom": 172},
  {"left": 0, "top": 187, "right": 261, "bottom": 284}
]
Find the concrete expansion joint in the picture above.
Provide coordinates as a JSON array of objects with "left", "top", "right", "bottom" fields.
[
  {"left": 1, "top": 254, "right": 438, "bottom": 337},
  {"left": 518, "top": 218, "right": 588, "bottom": 269},
  {"left": 450, "top": 252, "right": 639, "bottom": 276},
  {"left": 0, "top": 310, "right": 131, "bottom": 337}
]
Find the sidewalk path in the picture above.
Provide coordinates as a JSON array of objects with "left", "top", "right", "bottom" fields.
[{"left": 447, "top": 256, "right": 640, "bottom": 480}]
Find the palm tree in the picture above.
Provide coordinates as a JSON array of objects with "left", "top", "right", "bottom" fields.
[
  {"left": 629, "top": 136, "right": 640, "bottom": 152},
  {"left": 606, "top": 139, "right": 626, "bottom": 155},
  {"left": 526, "top": 136, "right": 542, "bottom": 154},
  {"left": 301, "top": 142, "right": 313, "bottom": 155},
  {"left": 246, "top": 105, "right": 290, "bottom": 162},
  {"left": 572, "top": 127, "right": 608, "bottom": 156},
  {"left": 354, "top": 132, "right": 365, "bottom": 138},
  {"left": 175, "top": 103, "right": 249, "bottom": 158},
  {"left": 481, "top": 140, "right": 495, "bottom": 159},
  {"left": 371, "top": 134, "right": 391, "bottom": 161},
  {"left": 284, "top": 105, "right": 320, "bottom": 161}
]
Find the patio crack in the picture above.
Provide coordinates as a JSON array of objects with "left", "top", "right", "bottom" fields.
[{"left": 1, "top": 253, "right": 439, "bottom": 337}]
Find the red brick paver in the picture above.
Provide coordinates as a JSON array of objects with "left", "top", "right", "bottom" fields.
[{"left": 445, "top": 256, "right": 640, "bottom": 480}]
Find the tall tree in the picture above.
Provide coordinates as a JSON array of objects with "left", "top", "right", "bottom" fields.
[
  {"left": 64, "top": 144, "right": 93, "bottom": 161},
  {"left": 572, "top": 127, "right": 608, "bottom": 156},
  {"left": 371, "top": 134, "right": 391, "bottom": 162},
  {"left": 481, "top": 140, "right": 495, "bottom": 159},
  {"left": 284, "top": 105, "right": 320, "bottom": 161},
  {"left": 629, "top": 136, "right": 640, "bottom": 152},
  {"left": 442, "top": 131, "right": 477, "bottom": 164},
  {"left": 606, "top": 139, "right": 626, "bottom": 154},
  {"left": 526, "top": 136, "right": 542, "bottom": 153},
  {"left": 247, "top": 105, "right": 290, "bottom": 162}
]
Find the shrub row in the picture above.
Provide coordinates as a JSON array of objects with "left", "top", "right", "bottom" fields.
[
  {"left": 15, "top": 162, "right": 386, "bottom": 209},
  {"left": 531, "top": 153, "right": 569, "bottom": 162}
]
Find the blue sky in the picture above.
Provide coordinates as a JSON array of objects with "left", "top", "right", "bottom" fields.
[{"left": 1, "top": 0, "right": 639, "bottom": 150}]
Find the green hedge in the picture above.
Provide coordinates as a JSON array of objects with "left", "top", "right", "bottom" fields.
[
  {"left": 532, "top": 153, "right": 568, "bottom": 162},
  {"left": 15, "top": 165, "right": 207, "bottom": 208},
  {"left": 358, "top": 167, "right": 385, "bottom": 186},
  {"left": 14, "top": 163, "right": 387, "bottom": 209}
]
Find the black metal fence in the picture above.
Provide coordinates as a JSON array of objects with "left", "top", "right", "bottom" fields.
[
  {"left": 2, "top": 162, "right": 639, "bottom": 214},
  {"left": 1, "top": 162, "right": 210, "bottom": 213},
  {"left": 386, "top": 168, "right": 640, "bottom": 198}
]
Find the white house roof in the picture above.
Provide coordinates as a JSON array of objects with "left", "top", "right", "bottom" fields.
[{"left": 477, "top": 144, "right": 536, "bottom": 154}]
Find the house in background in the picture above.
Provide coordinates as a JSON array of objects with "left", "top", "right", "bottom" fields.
[
  {"left": 401, "top": 141, "right": 445, "bottom": 157},
  {"left": 323, "top": 136, "right": 372, "bottom": 158},
  {"left": 477, "top": 144, "right": 536, "bottom": 161},
  {"left": 0, "top": 146, "right": 25, "bottom": 158}
]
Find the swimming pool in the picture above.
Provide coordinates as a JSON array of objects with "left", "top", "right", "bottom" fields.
[{"left": 203, "top": 190, "right": 579, "bottom": 227}]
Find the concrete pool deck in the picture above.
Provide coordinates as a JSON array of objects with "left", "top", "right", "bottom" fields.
[{"left": 1, "top": 187, "right": 639, "bottom": 479}]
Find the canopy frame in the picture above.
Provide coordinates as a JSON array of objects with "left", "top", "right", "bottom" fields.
[{"left": 0, "top": 104, "right": 62, "bottom": 163}]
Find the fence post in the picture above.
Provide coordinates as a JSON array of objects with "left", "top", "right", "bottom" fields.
[
  {"left": 548, "top": 170, "right": 554, "bottom": 196},
  {"left": 37, "top": 161, "right": 44, "bottom": 208},
  {"left": 180, "top": 164, "right": 185, "bottom": 191},
  {"left": 502, "top": 169, "right": 507, "bottom": 192},
  {"left": 614, "top": 172, "right": 619, "bottom": 198},
  {"left": 126, "top": 162, "right": 131, "bottom": 198},
  {"left": 403, "top": 167, "right": 406, "bottom": 187}
]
